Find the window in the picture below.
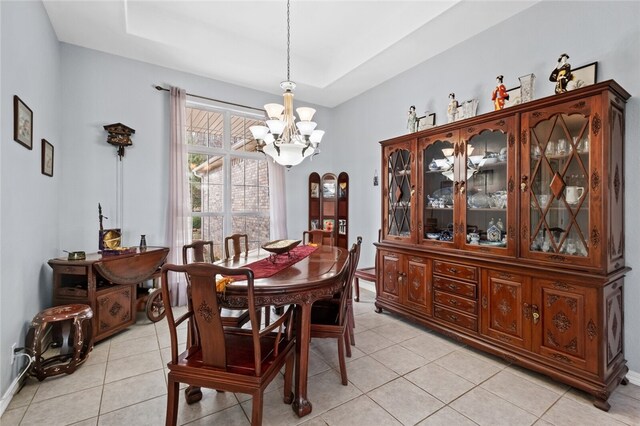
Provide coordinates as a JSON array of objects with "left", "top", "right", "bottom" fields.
[{"left": 186, "top": 102, "right": 269, "bottom": 260}]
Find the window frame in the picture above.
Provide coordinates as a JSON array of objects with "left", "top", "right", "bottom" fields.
[{"left": 186, "top": 100, "right": 269, "bottom": 255}]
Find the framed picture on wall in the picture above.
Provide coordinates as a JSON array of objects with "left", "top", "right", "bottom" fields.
[
  {"left": 13, "top": 95, "right": 33, "bottom": 149},
  {"left": 323, "top": 219, "right": 334, "bottom": 232},
  {"left": 41, "top": 139, "right": 54, "bottom": 177},
  {"left": 310, "top": 219, "right": 319, "bottom": 230}
]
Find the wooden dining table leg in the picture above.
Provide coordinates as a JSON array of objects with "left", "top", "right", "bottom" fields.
[{"left": 292, "top": 301, "right": 313, "bottom": 417}]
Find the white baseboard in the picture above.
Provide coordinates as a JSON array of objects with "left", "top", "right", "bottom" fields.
[
  {"left": 0, "top": 373, "right": 23, "bottom": 418},
  {"left": 626, "top": 369, "right": 640, "bottom": 386}
]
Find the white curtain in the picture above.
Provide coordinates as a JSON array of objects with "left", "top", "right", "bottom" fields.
[
  {"left": 167, "top": 87, "right": 190, "bottom": 306},
  {"left": 268, "top": 161, "right": 288, "bottom": 240}
]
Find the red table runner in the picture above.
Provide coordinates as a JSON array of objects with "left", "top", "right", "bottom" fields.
[{"left": 234, "top": 245, "right": 318, "bottom": 280}]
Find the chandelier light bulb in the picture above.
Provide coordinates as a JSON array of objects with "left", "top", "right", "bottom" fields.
[
  {"left": 264, "top": 103, "right": 285, "bottom": 119},
  {"left": 310, "top": 130, "right": 325, "bottom": 144},
  {"left": 296, "top": 121, "right": 317, "bottom": 136},
  {"left": 296, "top": 107, "right": 316, "bottom": 122},
  {"left": 249, "top": 125, "right": 269, "bottom": 141}
]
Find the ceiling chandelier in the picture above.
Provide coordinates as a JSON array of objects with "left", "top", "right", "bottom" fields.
[{"left": 250, "top": 0, "right": 324, "bottom": 168}]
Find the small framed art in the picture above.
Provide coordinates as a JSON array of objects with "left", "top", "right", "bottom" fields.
[
  {"left": 310, "top": 182, "right": 320, "bottom": 198},
  {"left": 338, "top": 219, "right": 347, "bottom": 235},
  {"left": 569, "top": 62, "right": 597, "bottom": 90},
  {"left": 41, "top": 139, "right": 54, "bottom": 177},
  {"left": 14, "top": 95, "right": 33, "bottom": 149},
  {"left": 322, "top": 181, "right": 336, "bottom": 198},
  {"left": 504, "top": 86, "right": 521, "bottom": 108},
  {"left": 418, "top": 113, "right": 436, "bottom": 131},
  {"left": 323, "top": 219, "right": 335, "bottom": 232}
]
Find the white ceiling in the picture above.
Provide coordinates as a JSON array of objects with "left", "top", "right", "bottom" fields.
[{"left": 43, "top": 1, "right": 537, "bottom": 107}]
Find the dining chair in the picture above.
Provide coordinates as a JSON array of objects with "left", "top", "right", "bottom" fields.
[
  {"left": 183, "top": 240, "right": 250, "bottom": 328},
  {"left": 161, "top": 263, "right": 295, "bottom": 426},
  {"left": 310, "top": 236, "right": 361, "bottom": 385},
  {"left": 224, "top": 233, "right": 249, "bottom": 259},
  {"left": 352, "top": 229, "right": 382, "bottom": 302},
  {"left": 303, "top": 229, "right": 334, "bottom": 246}
]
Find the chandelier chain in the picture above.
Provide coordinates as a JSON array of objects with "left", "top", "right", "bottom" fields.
[{"left": 286, "top": 0, "right": 291, "bottom": 81}]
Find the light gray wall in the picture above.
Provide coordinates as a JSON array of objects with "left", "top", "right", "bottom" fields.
[
  {"left": 57, "top": 44, "right": 332, "bottom": 252},
  {"left": 306, "top": 0, "right": 640, "bottom": 370},
  {"left": 0, "top": 1, "right": 61, "bottom": 395}
]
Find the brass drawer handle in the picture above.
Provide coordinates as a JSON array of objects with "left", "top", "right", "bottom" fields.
[
  {"left": 449, "top": 298, "right": 459, "bottom": 306},
  {"left": 448, "top": 314, "right": 459, "bottom": 322},
  {"left": 448, "top": 267, "right": 459, "bottom": 274},
  {"left": 447, "top": 283, "right": 459, "bottom": 291}
]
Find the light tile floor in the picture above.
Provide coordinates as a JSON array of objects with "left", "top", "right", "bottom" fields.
[{"left": 3, "top": 289, "right": 640, "bottom": 426}]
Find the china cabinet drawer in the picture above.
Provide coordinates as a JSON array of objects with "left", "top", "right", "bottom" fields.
[
  {"left": 433, "top": 260, "right": 477, "bottom": 282},
  {"left": 433, "top": 276, "right": 476, "bottom": 299},
  {"left": 434, "top": 291, "right": 477, "bottom": 314},
  {"left": 434, "top": 305, "right": 477, "bottom": 332}
]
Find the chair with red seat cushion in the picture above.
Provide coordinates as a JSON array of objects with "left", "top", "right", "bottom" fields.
[{"left": 162, "top": 263, "right": 295, "bottom": 426}]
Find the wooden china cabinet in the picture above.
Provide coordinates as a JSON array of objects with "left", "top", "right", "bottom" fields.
[{"left": 376, "top": 80, "right": 629, "bottom": 411}]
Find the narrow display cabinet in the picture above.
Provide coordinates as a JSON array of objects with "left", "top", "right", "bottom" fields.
[
  {"left": 376, "top": 81, "right": 630, "bottom": 411},
  {"left": 308, "top": 172, "right": 349, "bottom": 248}
]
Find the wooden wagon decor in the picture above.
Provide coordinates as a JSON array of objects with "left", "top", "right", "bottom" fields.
[{"left": 103, "top": 122, "right": 135, "bottom": 160}]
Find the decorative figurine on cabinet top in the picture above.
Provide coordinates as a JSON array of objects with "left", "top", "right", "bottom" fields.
[
  {"left": 491, "top": 75, "right": 510, "bottom": 110},
  {"left": 407, "top": 105, "right": 418, "bottom": 133},
  {"left": 549, "top": 53, "right": 572, "bottom": 94},
  {"left": 447, "top": 93, "right": 458, "bottom": 123}
]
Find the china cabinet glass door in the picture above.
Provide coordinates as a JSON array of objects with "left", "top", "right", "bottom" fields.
[
  {"left": 463, "top": 130, "right": 510, "bottom": 252},
  {"left": 524, "top": 107, "right": 594, "bottom": 264},
  {"left": 420, "top": 134, "right": 457, "bottom": 245},
  {"left": 385, "top": 144, "right": 414, "bottom": 240}
]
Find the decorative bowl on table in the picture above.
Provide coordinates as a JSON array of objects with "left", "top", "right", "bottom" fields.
[{"left": 261, "top": 239, "right": 301, "bottom": 255}]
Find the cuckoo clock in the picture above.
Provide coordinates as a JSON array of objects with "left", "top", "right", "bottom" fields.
[{"left": 103, "top": 122, "right": 135, "bottom": 160}]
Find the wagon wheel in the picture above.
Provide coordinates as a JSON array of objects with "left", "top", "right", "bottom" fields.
[{"left": 146, "top": 289, "right": 166, "bottom": 322}]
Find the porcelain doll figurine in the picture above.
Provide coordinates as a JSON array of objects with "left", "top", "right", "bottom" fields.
[
  {"left": 447, "top": 93, "right": 458, "bottom": 123},
  {"left": 491, "top": 75, "right": 510, "bottom": 110},
  {"left": 407, "top": 105, "right": 418, "bottom": 133},
  {"left": 549, "top": 53, "right": 572, "bottom": 94}
]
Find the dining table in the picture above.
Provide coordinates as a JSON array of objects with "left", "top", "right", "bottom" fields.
[{"left": 217, "top": 244, "right": 349, "bottom": 417}]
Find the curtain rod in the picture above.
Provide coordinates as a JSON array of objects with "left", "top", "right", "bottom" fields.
[{"left": 154, "top": 85, "right": 265, "bottom": 113}]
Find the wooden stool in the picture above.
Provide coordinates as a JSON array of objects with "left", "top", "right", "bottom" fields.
[
  {"left": 353, "top": 267, "right": 376, "bottom": 302},
  {"left": 25, "top": 304, "right": 94, "bottom": 381}
]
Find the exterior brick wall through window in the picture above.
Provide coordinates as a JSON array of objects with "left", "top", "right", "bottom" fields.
[{"left": 186, "top": 104, "right": 270, "bottom": 260}]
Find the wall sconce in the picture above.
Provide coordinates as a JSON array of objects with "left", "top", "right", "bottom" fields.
[{"left": 104, "top": 122, "right": 135, "bottom": 160}]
